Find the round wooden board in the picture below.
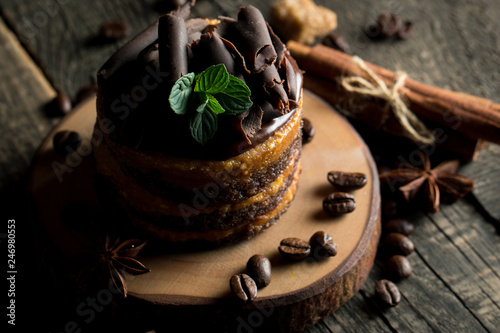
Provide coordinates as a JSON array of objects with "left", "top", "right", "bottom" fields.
[{"left": 28, "top": 90, "right": 380, "bottom": 332}]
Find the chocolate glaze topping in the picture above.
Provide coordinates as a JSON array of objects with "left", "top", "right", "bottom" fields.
[{"left": 97, "top": 4, "right": 303, "bottom": 160}]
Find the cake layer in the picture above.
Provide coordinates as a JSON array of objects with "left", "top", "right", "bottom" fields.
[
  {"left": 126, "top": 162, "right": 300, "bottom": 243},
  {"left": 95, "top": 136, "right": 300, "bottom": 217},
  {"left": 95, "top": 100, "right": 302, "bottom": 203}
]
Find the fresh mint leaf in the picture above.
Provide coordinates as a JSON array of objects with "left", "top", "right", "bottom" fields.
[
  {"left": 190, "top": 106, "right": 218, "bottom": 145},
  {"left": 197, "top": 93, "right": 209, "bottom": 113},
  {"left": 169, "top": 72, "right": 195, "bottom": 115},
  {"left": 214, "top": 76, "right": 253, "bottom": 115},
  {"left": 206, "top": 94, "right": 226, "bottom": 114},
  {"left": 194, "top": 64, "right": 229, "bottom": 94}
]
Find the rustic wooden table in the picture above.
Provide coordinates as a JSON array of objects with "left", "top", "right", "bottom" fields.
[{"left": 1, "top": 0, "right": 499, "bottom": 332}]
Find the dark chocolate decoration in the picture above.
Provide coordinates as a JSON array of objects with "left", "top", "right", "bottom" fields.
[
  {"left": 267, "top": 22, "right": 285, "bottom": 69},
  {"left": 235, "top": 105, "right": 264, "bottom": 143},
  {"left": 159, "top": 14, "right": 189, "bottom": 83},
  {"left": 248, "top": 65, "right": 289, "bottom": 114},
  {"left": 138, "top": 42, "right": 160, "bottom": 69},
  {"left": 190, "top": 32, "right": 237, "bottom": 75},
  {"left": 98, "top": 5, "right": 303, "bottom": 159},
  {"left": 186, "top": 18, "right": 209, "bottom": 43},
  {"left": 221, "top": 6, "right": 277, "bottom": 74}
]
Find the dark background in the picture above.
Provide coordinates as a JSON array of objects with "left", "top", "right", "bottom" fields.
[{"left": 0, "top": 0, "right": 499, "bottom": 332}]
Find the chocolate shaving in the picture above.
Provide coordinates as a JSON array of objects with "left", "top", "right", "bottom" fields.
[
  {"left": 248, "top": 64, "right": 289, "bottom": 114},
  {"left": 158, "top": 14, "right": 189, "bottom": 84},
  {"left": 267, "top": 22, "right": 285, "bottom": 69},
  {"left": 190, "top": 32, "right": 237, "bottom": 75},
  {"left": 220, "top": 6, "right": 277, "bottom": 74},
  {"left": 138, "top": 41, "right": 159, "bottom": 69},
  {"left": 186, "top": 18, "right": 209, "bottom": 43},
  {"left": 279, "top": 53, "right": 300, "bottom": 102},
  {"left": 234, "top": 105, "right": 264, "bottom": 143}
]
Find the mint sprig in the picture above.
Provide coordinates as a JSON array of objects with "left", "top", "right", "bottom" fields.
[{"left": 169, "top": 64, "right": 253, "bottom": 145}]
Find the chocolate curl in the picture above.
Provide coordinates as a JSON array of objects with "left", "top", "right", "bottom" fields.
[
  {"left": 186, "top": 18, "right": 209, "bottom": 43},
  {"left": 234, "top": 105, "right": 264, "bottom": 143},
  {"left": 267, "top": 22, "right": 285, "bottom": 68},
  {"left": 190, "top": 32, "right": 237, "bottom": 75},
  {"left": 279, "top": 53, "right": 301, "bottom": 102},
  {"left": 138, "top": 42, "right": 160, "bottom": 69},
  {"left": 223, "top": 6, "right": 277, "bottom": 73},
  {"left": 158, "top": 14, "right": 188, "bottom": 84}
]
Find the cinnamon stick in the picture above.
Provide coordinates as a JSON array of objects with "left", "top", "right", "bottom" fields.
[
  {"left": 288, "top": 41, "right": 500, "bottom": 145},
  {"left": 304, "top": 73, "right": 484, "bottom": 161}
]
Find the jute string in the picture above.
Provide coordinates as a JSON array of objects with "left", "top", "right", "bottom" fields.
[{"left": 340, "top": 56, "right": 435, "bottom": 145}]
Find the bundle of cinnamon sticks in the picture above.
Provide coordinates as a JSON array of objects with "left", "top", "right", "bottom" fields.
[{"left": 288, "top": 41, "right": 500, "bottom": 161}]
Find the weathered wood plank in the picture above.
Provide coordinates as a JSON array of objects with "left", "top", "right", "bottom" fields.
[
  {"left": 0, "top": 17, "right": 55, "bottom": 216},
  {"left": 1, "top": 0, "right": 500, "bottom": 332},
  {"left": 462, "top": 144, "right": 500, "bottom": 223}
]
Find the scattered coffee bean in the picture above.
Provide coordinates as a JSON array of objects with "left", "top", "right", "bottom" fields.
[
  {"left": 397, "top": 20, "right": 414, "bottom": 40},
  {"left": 375, "top": 279, "right": 401, "bottom": 306},
  {"left": 323, "top": 192, "right": 356, "bottom": 216},
  {"left": 47, "top": 93, "right": 72, "bottom": 117},
  {"left": 99, "top": 20, "right": 130, "bottom": 41},
  {"left": 366, "top": 13, "right": 413, "bottom": 41},
  {"left": 386, "top": 255, "right": 412, "bottom": 280},
  {"left": 327, "top": 171, "right": 367, "bottom": 191},
  {"left": 230, "top": 274, "right": 257, "bottom": 302},
  {"left": 75, "top": 84, "right": 98, "bottom": 104},
  {"left": 246, "top": 255, "right": 272, "bottom": 288},
  {"left": 384, "top": 233, "right": 414, "bottom": 256},
  {"left": 301, "top": 118, "right": 315, "bottom": 144},
  {"left": 279, "top": 237, "right": 311, "bottom": 260},
  {"left": 384, "top": 218, "right": 415, "bottom": 236},
  {"left": 378, "top": 12, "right": 401, "bottom": 38},
  {"left": 321, "top": 33, "right": 350, "bottom": 53},
  {"left": 365, "top": 24, "right": 382, "bottom": 39},
  {"left": 53, "top": 131, "right": 82, "bottom": 156},
  {"left": 309, "top": 231, "right": 337, "bottom": 259}
]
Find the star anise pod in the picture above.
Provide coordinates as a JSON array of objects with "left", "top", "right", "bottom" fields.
[
  {"left": 380, "top": 151, "right": 474, "bottom": 212},
  {"left": 78, "top": 235, "right": 150, "bottom": 297}
]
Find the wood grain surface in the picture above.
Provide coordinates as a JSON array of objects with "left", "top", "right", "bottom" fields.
[{"left": 1, "top": 0, "right": 500, "bottom": 332}]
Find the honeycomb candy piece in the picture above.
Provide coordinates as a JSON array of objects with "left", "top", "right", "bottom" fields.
[{"left": 271, "top": 0, "right": 337, "bottom": 45}]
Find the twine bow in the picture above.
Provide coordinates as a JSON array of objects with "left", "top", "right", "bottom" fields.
[{"left": 341, "top": 56, "right": 435, "bottom": 145}]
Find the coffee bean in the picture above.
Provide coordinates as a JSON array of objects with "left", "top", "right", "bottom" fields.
[
  {"left": 378, "top": 12, "right": 402, "bottom": 38},
  {"left": 321, "top": 33, "right": 350, "bottom": 54},
  {"left": 309, "top": 231, "right": 337, "bottom": 259},
  {"left": 246, "top": 255, "right": 271, "bottom": 288},
  {"left": 375, "top": 279, "right": 401, "bottom": 306},
  {"left": 99, "top": 21, "right": 130, "bottom": 41},
  {"left": 386, "top": 255, "right": 412, "bottom": 280},
  {"left": 230, "top": 274, "right": 257, "bottom": 302},
  {"left": 53, "top": 131, "right": 82, "bottom": 156},
  {"left": 75, "top": 84, "right": 98, "bottom": 104},
  {"left": 397, "top": 20, "right": 414, "bottom": 40},
  {"left": 384, "top": 218, "right": 415, "bottom": 236},
  {"left": 301, "top": 118, "right": 315, "bottom": 144},
  {"left": 323, "top": 192, "right": 356, "bottom": 216},
  {"left": 47, "top": 93, "right": 72, "bottom": 117},
  {"left": 365, "top": 24, "right": 383, "bottom": 39},
  {"left": 279, "top": 237, "right": 311, "bottom": 260},
  {"left": 384, "top": 233, "right": 414, "bottom": 256},
  {"left": 327, "top": 171, "right": 367, "bottom": 191}
]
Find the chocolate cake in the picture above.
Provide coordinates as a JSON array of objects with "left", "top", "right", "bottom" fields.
[{"left": 93, "top": 4, "right": 303, "bottom": 244}]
